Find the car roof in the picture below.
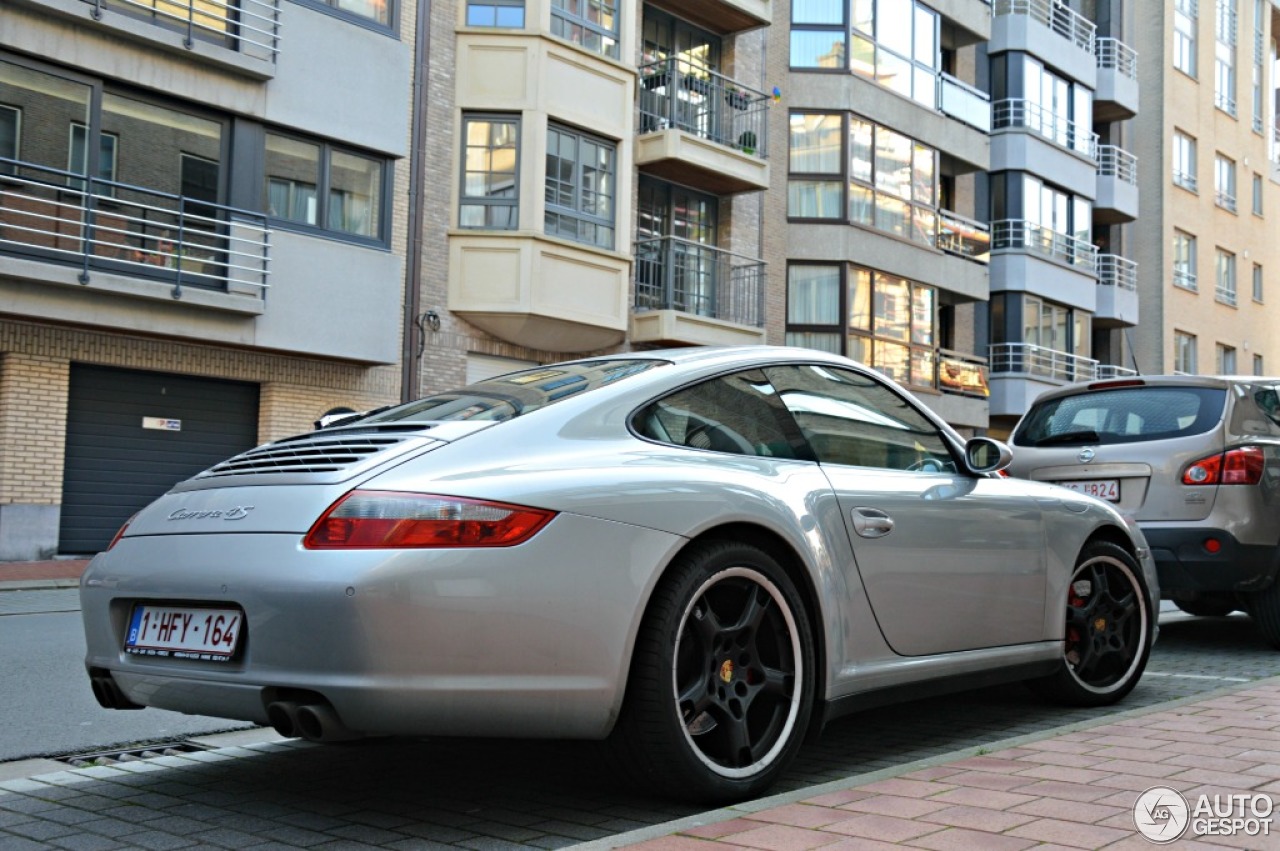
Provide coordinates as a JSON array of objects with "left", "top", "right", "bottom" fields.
[{"left": 1030, "top": 374, "right": 1280, "bottom": 404}]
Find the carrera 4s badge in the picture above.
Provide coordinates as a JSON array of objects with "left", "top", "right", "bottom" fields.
[{"left": 167, "top": 506, "right": 255, "bottom": 521}]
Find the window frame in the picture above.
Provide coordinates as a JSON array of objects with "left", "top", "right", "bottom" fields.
[
  {"left": 290, "top": 0, "right": 397, "bottom": 32},
  {"left": 550, "top": 0, "right": 620, "bottom": 60},
  {"left": 465, "top": 0, "right": 525, "bottom": 27},
  {"left": 1215, "top": 247, "right": 1238, "bottom": 306},
  {"left": 1214, "top": 152, "right": 1237, "bottom": 211},
  {"left": 0, "top": 103, "right": 20, "bottom": 164},
  {"left": 1217, "top": 343, "right": 1238, "bottom": 374},
  {"left": 543, "top": 121, "right": 617, "bottom": 250},
  {"left": 1253, "top": 262, "right": 1264, "bottom": 302},
  {"left": 1175, "top": 330, "right": 1198, "bottom": 374},
  {"left": 459, "top": 113, "right": 520, "bottom": 231},
  {"left": 1175, "top": 0, "right": 1198, "bottom": 77},
  {"left": 263, "top": 130, "right": 390, "bottom": 245},
  {"left": 1173, "top": 130, "right": 1198, "bottom": 191},
  {"left": 1173, "top": 229, "right": 1198, "bottom": 291}
]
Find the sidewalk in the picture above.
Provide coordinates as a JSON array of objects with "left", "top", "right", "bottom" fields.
[
  {"left": 586, "top": 681, "right": 1280, "bottom": 851},
  {"left": 0, "top": 558, "right": 89, "bottom": 590}
]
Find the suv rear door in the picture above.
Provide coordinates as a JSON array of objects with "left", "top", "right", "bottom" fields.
[{"left": 1008, "top": 381, "right": 1230, "bottom": 523}]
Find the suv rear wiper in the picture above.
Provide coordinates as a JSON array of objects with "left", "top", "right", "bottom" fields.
[{"left": 1034, "top": 429, "right": 1100, "bottom": 447}]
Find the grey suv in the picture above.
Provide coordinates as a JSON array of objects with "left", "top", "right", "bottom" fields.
[{"left": 1007, "top": 376, "right": 1280, "bottom": 647}]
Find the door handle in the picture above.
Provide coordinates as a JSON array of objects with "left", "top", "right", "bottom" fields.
[{"left": 851, "top": 507, "right": 894, "bottom": 538}]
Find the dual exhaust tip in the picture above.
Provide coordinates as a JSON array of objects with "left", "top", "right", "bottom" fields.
[{"left": 266, "top": 700, "right": 362, "bottom": 742}]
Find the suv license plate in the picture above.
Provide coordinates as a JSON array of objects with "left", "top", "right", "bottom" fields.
[
  {"left": 125, "top": 605, "right": 242, "bottom": 660},
  {"left": 1057, "top": 479, "right": 1120, "bottom": 502}
]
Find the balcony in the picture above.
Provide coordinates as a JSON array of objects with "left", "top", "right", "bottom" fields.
[
  {"left": 939, "top": 73, "right": 991, "bottom": 133},
  {"left": 990, "top": 0, "right": 1096, "bottom": 88},
  {"left": 923, "top": 348, "right": 990, "bottom": 430},
  {"left": 644, "top": 0, "right": 769, "bottom": 35},
  {"left": 636, "top": 59, "right": 770, "bottom": 195},
  {"left": 990, "top": 219, "right": 1098, "bottom": 309},
  {"left": 937, "top": 209, "right": 990, "bottom": 264},
  {"left": 988, "top": 341, "right": 1097, "bottom": 417},
  {"left": 631, "top": 236, "right": 765, "bottom": 346},
  {"left": 991, "top": 99, "right": 1098, "bottom": 197},
  {"left": 1095, "top": 37, "right": 1139, "bottom": 121},
  {"left": 1095, "top": 254, "right": 1139, "bottom": 327},
  {"left": 0, "top": 158, "right": 269, "bottom": 307},
  {"left": 12, "top": 0, "right": 280, "bottom": 79},
  {"left": 1094, "top": 144, "right": 1138, "bottom": 223}
]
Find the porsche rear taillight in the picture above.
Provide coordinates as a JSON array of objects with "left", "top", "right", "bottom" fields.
[
  {"left": 303, "top": 491, "right": 556, "bottom": 549},
  {"left": 106, "top": 514, "right": 136, "bottom": 551},
  {"left": 1181, "top": 447, "right": 1265, "bottom": 486}
]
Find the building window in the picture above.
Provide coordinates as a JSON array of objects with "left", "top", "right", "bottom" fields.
[
  {"left": 460, "top": 115, "right": 519, "bottom": 229},
  {"left": 1175, "top": 0, "right": 1198, "bottom": 76},
  {"left": 466, "top": 0, "right": 524, "bottom": 26},
  {"left": 1173, "top": 130, "right": 1197, "bottom": 191},
  {"left": 1253, "top": 172, "right": 1263, "bottom": 214},
  {"left": 788, "top": 111, "right": 939, "bottom": 246},
  {"left": 544, "top": 122, "right": 616, "bottom": 249},
  {"left": 1173, "top": 230, "right": 1198, "bottom": 290},
  {"left": 1253, "top": 0, "right": 1265, "bottom": 131},
  {"left": 1217, "top": 343, "right": 1238, "bottom": 373},
  {"left": 1253, "top": 262, "right": 1264, "bottom": 301},
  {"left": 551, "top": 0, "right": 619, "bottom": 59},
  {"left": 1214, "top": 153, "right": 1237, "bottom": 211},
  {"left": 990, "top": 173, "right": 1092, "bottom": 266},
  {"left": 784, "top": 263, "right": 939, "bottom": 388},
  {"left": 0, "top": 104, "right": 19, "bottom": 164},
  {"left": 299, "top": 0, "right": 392, "bottom": 27},
  {"left": 791, "top": 0, "right": 941, "bottom": 110},
  {"left": 1215, "top": 248, "right": 1237, "bottom": 305},
  {"left": 68, "top": 122, "right": 118, "bottom": 192},
  {"left": 1254, "top": 353, "right": 1265, "bottom": 375},
  {"left": 992, "top": 53, "right": 1093, "bottom": 157},
  {"left": 1175, "top": 331, "right": 1198, "bottom": 374},
  {"left": 1215, "top": 0, "right": 1237, "bottom": 114},
  {"left": 265, "top": 132, "right": 386, "bottom": 241}
]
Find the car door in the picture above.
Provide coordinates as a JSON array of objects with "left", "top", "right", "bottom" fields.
[{"left": 765, "top": 364, "right": 1048, "bottom": 657}]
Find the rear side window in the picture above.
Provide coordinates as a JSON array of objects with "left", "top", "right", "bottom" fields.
[{"left": 1013, "top": 386, "right": 1227, "bottom": 446}]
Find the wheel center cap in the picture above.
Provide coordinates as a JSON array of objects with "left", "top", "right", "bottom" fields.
[
  {"left": 1094, "top": 616, "right": 1107, "bottom": 631},
  {"left": 719, "top": 659, "right": 734, "bottom": 683}
]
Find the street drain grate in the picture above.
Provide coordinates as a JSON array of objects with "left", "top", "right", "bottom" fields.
[{"left": 56, "top": 740, "right": 214, "bottom": 769}]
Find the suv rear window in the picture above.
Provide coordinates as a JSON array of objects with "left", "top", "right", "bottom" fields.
[{"left": 1013, "top": 386, "right": 1227, "bottom": 447}]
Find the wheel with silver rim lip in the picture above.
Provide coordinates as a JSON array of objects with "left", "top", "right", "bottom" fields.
[
  {"left": 608, "top": 540, "right": 814, "bottom": 803},
  {"left": 1030, "top": 540, "right": 1153, "bottom": 706}
]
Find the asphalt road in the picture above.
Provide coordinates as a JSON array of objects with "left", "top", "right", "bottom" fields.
[{"left": 1, "top": 590, "right": 1279, "bottom": 848}]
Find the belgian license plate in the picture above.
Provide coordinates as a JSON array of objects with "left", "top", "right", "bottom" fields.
[
  {"left": 125, "top": 605, "right": 242, "bottom": 661},
  {"left": 1057, "top": 479, "right": 1120, "bottom": 502}
]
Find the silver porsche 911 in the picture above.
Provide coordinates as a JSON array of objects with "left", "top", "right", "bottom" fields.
[{"left": 81, "top": 346, "right": 1158, "bottom": 802}]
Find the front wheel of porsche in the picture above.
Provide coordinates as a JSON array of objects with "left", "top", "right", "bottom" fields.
[
  {"left": 609, "top": 541, "right": 814, "bottom": 804},
  {"left": 1030, "top": 540, "right": 1153, "bottom": 707}
]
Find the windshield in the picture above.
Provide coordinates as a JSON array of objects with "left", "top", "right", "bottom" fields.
[
  {"left": 1013, "top": 386, "right": 1227, "bottom": 446},
  {"left": 357, "top": 359, "right": 665, "bottom": 425}
]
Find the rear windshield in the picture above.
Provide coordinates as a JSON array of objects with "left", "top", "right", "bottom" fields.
[
  {"left": 357, "top": 359, "right": 665, "bottom": 425},
  {"left": 1013, "top": 386, "right": 1227, "bottom": 447}
]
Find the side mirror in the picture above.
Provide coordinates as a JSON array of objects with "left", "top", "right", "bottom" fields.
[{"left": 964, "top": 437, "right": 1013, "bottom": 474}]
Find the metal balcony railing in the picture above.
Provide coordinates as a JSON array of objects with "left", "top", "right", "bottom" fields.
[
  {"left": 637, "top": 59, "right": 769, "bottom": 158},
  {"left": 936, "top": 209, "right": 990, "bottom": 263},
  {"left": 0, "top": 157, "right": 270, "bottom": 300},
  {"left": 989, "top": 342, "right": 1099, "bottom": 382},
  {"left": 1216, "top": 282, "right": 1238, "bottom": 306},
  {"left": 634, "top": 236, "right": 764, "bottom": 327},
  {"left": 1096, "top": 145, "right": 1138, "bottom": 184},
  {"left": 991, "top": 219, "right": 1099, "bottom": 273},
  {"left": 1095, "top": 37, "right": 1138, "bottom": 79},
  {"left": 80, "top": 0, "right": 280, "bottom": 61},
  {"left": 936, "top": 349, "right": 990, "bottom": 398},
  {"left": 938, "top": 73, "right": 991, "bottom": 132},
  {"left": 1215, "top": 189, "right": 1238, "bottom": 213},
  {"left": 1216, "top": 90, "right": 1238, "bottom": 117},
  {"left": 1097, "top": 254, "right": 1137, "bottom": 290},
  {"left": 1173, "top": 269, "right": 1198, "bottom": 291},
  {"left": 1174, "top": 169, "right": 1199, "bottom": 192},
  {"left": 1096, "top": 364, "right": 1139, "bottom": 379},
  {"left": 993, "top": 0, "right": 1096, "bottom": 53},
  {"left": 992, "top": 98, "right": 1097, "bottom": 157}
]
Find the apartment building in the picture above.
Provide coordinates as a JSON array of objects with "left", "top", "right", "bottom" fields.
[
  {"left": 410, "top": 0, "right": 773, "bottom": 396},
  {"left": 0, "top": 0, "right": 414, "bottom": 558},
  {"left": 1129, "top": 0, "right": 1280, "bottom": 379}
]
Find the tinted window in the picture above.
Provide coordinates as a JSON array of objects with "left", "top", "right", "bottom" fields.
[
  {"left": 633, "top": 370, "right": 803, "bottom": 458},
  {"left": 765, "top": 365, "right": 956, "bottom": 472},
  {"left": 362, "top": 360, "right": 663, "bottom": 424},
  {"left": 1013, "top": 386, "right": 1227, "bottom": 446}
]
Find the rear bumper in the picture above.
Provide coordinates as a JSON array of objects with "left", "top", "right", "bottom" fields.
[{"left": 1142, "top": 527, "right": 1279, "bottom": 594}]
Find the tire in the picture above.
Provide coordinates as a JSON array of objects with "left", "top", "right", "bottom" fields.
[
  {"left": 1173, "top": 596, "right": 1237, "bottom": 618},
  {"left": 609, "top": 540, "right": 815, "bottom": 804},
  {"left": 1030, "top": 541, "right": 1153, "bottom": 707},
  {"left": 1248, "top": 581, "right": 1280, "bottom": 650}
]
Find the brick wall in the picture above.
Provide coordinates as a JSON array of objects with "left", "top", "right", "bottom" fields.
[{"left": 0, "top": 352, "right": 69, "bottom": 504}]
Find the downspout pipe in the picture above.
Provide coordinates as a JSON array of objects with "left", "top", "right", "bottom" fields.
[{"left": 402, "top": 0, "right": 432, "bottom": 403}]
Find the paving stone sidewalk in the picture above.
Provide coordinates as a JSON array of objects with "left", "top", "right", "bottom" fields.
[
  {"left": 0, "top": 560, "right": 89, "bottom": 591},
  {"left": 587, "top": 678, "right": 1280, "bottom": 850}
]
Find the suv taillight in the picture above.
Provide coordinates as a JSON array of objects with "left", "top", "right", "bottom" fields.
[{"left": 1182, "top": 447, "right": 1265, "bottom": 486}]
